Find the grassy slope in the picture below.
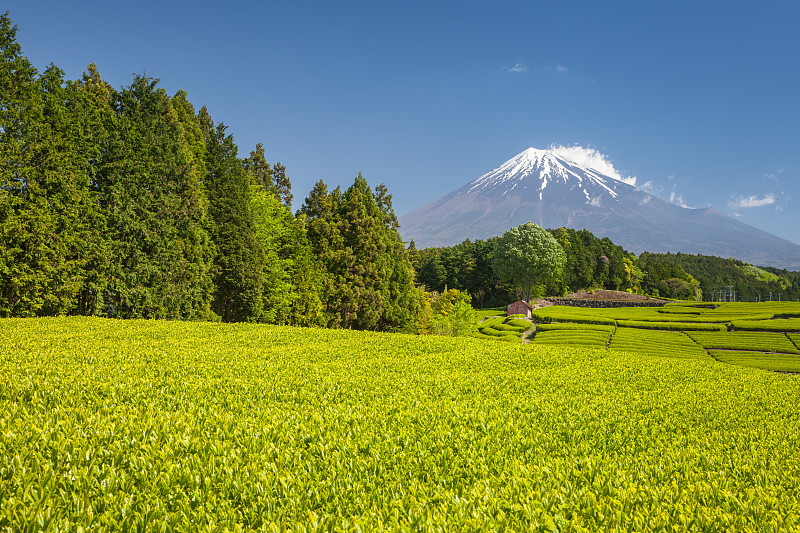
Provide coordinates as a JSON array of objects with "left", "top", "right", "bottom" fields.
[{"left": 2, "top": 317, "right": 800, "bottom": 530}]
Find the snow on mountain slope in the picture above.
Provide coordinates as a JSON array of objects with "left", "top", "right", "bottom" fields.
[
  {"left": 399, "top": 147, "right": 800, "bottom": 270},
  {"left": 464, "top": 147, "right": 622, "bottom": 200}
]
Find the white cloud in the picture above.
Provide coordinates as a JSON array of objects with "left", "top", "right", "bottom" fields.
[
  {"left": 639, "top": 180, "right": 661, "bottom": 195},
  {"left": 505, "top": 63, "right": 528, "bottom": 73},
  {"left": 554, "top": 65, "right": 568, "bottom": 73},
  {"left": 729, "top": 193, "right": 777, "bottom": 208},
  {"left": 669, "top": 190, "right": 691, "bottom": 208},
  {"left": 547, "top": 144, "right": 637, "bottom": 186}
]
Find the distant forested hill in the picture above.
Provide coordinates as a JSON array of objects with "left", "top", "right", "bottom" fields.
[{"left": 638, "top": 252, "right": 800, "bottom": 302}]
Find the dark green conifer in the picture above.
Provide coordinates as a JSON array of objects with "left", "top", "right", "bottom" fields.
[
  {"left": 97, "top": 76, "right": 215, "bottom": 319},
  {"left": 198, "top": 106, "right": 263, "bottom": 322},
  {"left": 273, "top": 162, "right": 292, "bottom": 208}
]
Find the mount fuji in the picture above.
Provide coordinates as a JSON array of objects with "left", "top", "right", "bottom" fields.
[{"left": 399, "top": 148, "right": 800, "bottom": 270}]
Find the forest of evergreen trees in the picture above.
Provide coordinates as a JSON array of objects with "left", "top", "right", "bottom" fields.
[{"left": 0, "top": 14, "right": 419, "bottom": 330}]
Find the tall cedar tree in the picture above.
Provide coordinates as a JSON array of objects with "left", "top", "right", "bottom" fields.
[
  {"left": 373, "top": 183, "right": 419, "bottom": 331},
  {"left": 0, "top": 16, "right": 106, "bottom": 316},
  {"left": 273, "top": 162, "right": 292, "bottom": 208},
  {"left": 96, "top": 76, "right": 215, "bottom": 319},
  {"left": 198, "top": 106, "right": 263, "bottom": 322},
  {"left": 244, "top": 143, "right": 274, "bottom": 192},
  {"left": 301, "top": 174, "right": 418, "bottom": 331},
  {"left": 67, "top": 65, "right": 116, "bottom": 315},
  {"left": 299, "top": 180, "right": 345, "bottom": 327}
]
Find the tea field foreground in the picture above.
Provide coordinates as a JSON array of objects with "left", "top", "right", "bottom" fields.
[{"left": 2, "top": 317, "right": 800, "bottom": 531}]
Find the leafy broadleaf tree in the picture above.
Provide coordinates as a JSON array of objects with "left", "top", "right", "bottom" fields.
[
  {"left": 430, "top": 288, "right": 475, "bottom": 336},
  {"left": 493, "top": 222, "right": 566, "bottom": 301},
  {"left": 245, "top": 146, "right": 324, "bottom": 325}
]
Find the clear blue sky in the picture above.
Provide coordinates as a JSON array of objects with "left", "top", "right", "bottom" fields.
[{"left": 6, "top": 1, "right": 800, "bottom": 246}]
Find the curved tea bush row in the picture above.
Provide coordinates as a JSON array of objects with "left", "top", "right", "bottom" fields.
[
  {"left": 532, "top": 308, "right": 616, "bottom": 326},
  {"left": 730, "top": 318, "right": 800, "bottom": 333},
  {"left": 476, "top": 316, "right": 530, "bottom": 342},
  {"left": 478, "top": 316, "right": 506, "bottom": 328},
  {"left": 609, "top": 329, "right": 707, "bottom": 359},
  {"left": 708, "top": 350, "right": 800, "bottom": 373},
  {"left": 534, "top": 323, "right": 614, "bottom": 333},
  {"left": 470, "top": 331, "right": 523, "bottom": 343},
  {"left": 492, "top": 322, "right": 529, "bottom": 333},
  {"left": 475, "top": 308, "right": 506, "bottom": 322},
  {"left": 616, "top": 320, "right": 726, "bottom": 331},
  {"left": 656, "top": 307, "right": 703, "bottom": 315},
  {"left": 531, "top": 330, "right": 611, "bottom": 348},
  {"left": 2, "top": 318, "right": 800, "bottom": 529},
  {"left": 478, "top": 326, "right": 520, "bottom": 337},
  {"left": 687, "top": 331, "right": 800, "bottom": 354},
  {"left": 790, "top": 334, "right": 800, "bottom": 350},
  {"left": 505, "top": 318, "right": 533, "bottom": 329}
]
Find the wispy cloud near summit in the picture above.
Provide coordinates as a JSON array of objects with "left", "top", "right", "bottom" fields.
[
  {"left": 548, "top": 145, "right": 637, "bottom": 186},
  {"left": 729, "top": 194, "right": 777, "bottom": 208}
]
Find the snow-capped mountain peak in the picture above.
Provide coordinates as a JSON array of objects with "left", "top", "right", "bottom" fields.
[{"left": 463, "top": 147, "right": 627, "bottom": 202}]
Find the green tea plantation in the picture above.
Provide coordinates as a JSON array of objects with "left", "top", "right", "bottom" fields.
[{"left": 2, "top": 317, "right": 800, "bottom": 531}]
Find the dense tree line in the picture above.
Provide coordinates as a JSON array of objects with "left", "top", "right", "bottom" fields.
[
  {"left": 0, "top": 14, "right": 419, "bottom": 328},
  {"left": 414, "top": 227, "right": 800, "bottom": 305},
  {"left": 413, "top": 227, "right": 643, "bottom": 305},
  {"left": 639, "top": 252, "right": 800, "bottom": 302}
]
